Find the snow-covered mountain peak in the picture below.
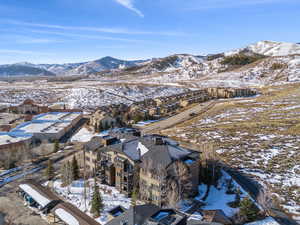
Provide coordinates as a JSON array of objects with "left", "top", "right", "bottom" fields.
[
  {"left": 225, "top": 41, "right": 300, "bottom": 57},
  {"left": 247, "top": 40, "right": 300, "bottom": 56}
]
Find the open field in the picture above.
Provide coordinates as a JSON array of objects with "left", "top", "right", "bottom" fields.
[{"left": 161, "top": 83, "right": 300, "bottom": 221}]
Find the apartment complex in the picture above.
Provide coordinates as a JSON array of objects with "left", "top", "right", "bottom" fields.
[{"left": 84, "top": 134, "right": 200, "bottom": 207}]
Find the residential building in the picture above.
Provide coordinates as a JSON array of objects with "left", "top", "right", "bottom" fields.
[
  {"left": 9, "top": 99, "right": 49, "bottom": 114},
  {"left": 90, "top": 110, "right": 117, "bottom": 130},
  {"left": 0, "top": 113, "right": 25, "bottom": 131},
  {"left": 139, "top": 137, "right": 200, "bottom": 207},
  {"left": 84, "top": 134, "right": 200, "bottom": 207}
]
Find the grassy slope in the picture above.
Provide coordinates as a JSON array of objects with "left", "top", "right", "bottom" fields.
[{"left": 162, "top": 83, "right": 300, "bottom": 219}]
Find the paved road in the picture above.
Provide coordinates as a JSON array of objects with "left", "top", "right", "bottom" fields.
[
  {"left": 142, "top": 102, "right": 217, "bottom": 135},
  {"left": 0, "top": 146, "right": 77, "bottom": 188},
  {"left": 142, "top": 96, "right": 258, "bottom": 135},
  {"left": 140, "top": 94, "right": 298, "bottom": 225}
]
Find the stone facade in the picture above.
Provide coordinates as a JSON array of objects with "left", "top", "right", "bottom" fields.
[
  {"left": 81, "top": 135, "right": 200, "bottom": 207},
  {"left": 9, "top": 99, "right": 49, "bottom": 115},
  {"left": 90, "top": 110, "right": 117, "bottom": 130}
]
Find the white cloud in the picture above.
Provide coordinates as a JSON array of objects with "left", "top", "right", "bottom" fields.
[
  {"left": 18, "top": 38, "right": 60, "bottom": 44},
  {"left": 0, "top": 49, "right": 51, "bottom": 55},
  {"left": 114, "top": 0, "right": 144, "bottom": 17},
  {"left": 0, "top": 33, "right": 63, "bottom": 44},
  {"left": 29, "top": 30, "right": 145, "bottom": 42},
  {"left": 3, "top": 20, "right": 185, "bottom": 36}
]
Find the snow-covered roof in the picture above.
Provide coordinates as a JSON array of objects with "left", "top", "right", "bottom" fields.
[
  {"left": 244, "top": 217, "right": 280, "bottom": 225},
  {"left": 52, "top": 202, "right": 101, "bottom": 225},
  {"left": 19, "top": 184, "right": 51, "bottom": 207},
  {"left": 33, "top": 112, "right": 81, "bottom": 122},
  {"left": 0, "top": 132, "right": 32, "bottom": 145},
  {"left": 55, "top": 208, "right": 80, "bottom": 225},
  {"left": 10, "top": 112, "right": 82, "bottom": 135}
]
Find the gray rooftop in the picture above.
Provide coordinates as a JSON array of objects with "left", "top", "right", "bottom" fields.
[
  {"left": 100, "top": 135, "right": 193, "bottom": 167},
  {"left": 105, "top": 204, "right": 160, "bottom": 225}
]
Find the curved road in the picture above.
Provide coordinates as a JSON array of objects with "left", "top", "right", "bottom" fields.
[
  {"left": 142, "top": 101, "right": 216, "bottom": 135},
  {"left": 142, "top": 97, "right": 298, "bottom": 225}
]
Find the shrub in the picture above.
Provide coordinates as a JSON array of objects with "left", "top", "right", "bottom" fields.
[
  {"left": 221, "top": 53, "right": 264, "bottom": 66},
  {"left": 207, "top": 53, "right": 224, "bottom": 61},
  {"left": 270, "top": 63, "right": 286, "bottom": 70},
  {"left": 239, "top": 197, "right": 260, "bottom": 222}
]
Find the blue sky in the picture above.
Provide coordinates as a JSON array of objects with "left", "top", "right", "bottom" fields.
[{"left": 0, "top": 0, "right": 299, "bottom": 64}]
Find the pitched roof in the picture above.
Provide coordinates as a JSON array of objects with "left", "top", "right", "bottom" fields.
[
  {"left": 19, "top": 179, "right": 60, "bottom": 208},
  {"left": 84, "top": 136, "right": 103, "bottom": 151},
  {"left": 202, "top": 210, "right": 232, "bottom": 225},
  {"left": 100, "top": 135, "right": 192, "bottom": 167},
  {"left": 52, "top": 202, "right": 101, "bottom": 225},
  {"left": 141, "top": 145, "right": 173, "bottom": 169},
  {"left": 22, "top": 99, "right": 35, "bottom": 105},
  {"left": 187, "top": 220, "right": 223, "bottom": 225},
  {"left": 105, "top": 204, "right": 160, "bottom": 225},
  {"left": 140, "top": 138, "right": 191, "bottom": 169}
]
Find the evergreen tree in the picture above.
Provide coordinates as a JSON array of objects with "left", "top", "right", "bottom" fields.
[
  {"left": 131, "top": 188, "right": 138, "bottom": 206},
  {"left": 239, "top": 197, "right": 260, "bottom": 222},
  {"left": 67, "top": 161, "right": 73, "bottom": 185},
  {"left": 124, "top": 113, "right": 131, "bottom": 123},
  {"left": 90, "top": 180, "right": 103, "bottom": 218},
  {"left": 104, "top": 121, "right": 109, "bottom": 130},
  {"left": 133, "top": 113, "right": 142, "bottom": 123},
  {"left": 226, "top": 178, "right": 235, "bottom": 194},
  {"left": 94, "top": 122, "right": 98, "bottom": 132},
  {"left": 54, "top": 140, "right": 60, "bottom": 152},
  {"left": 98, "top": 122, "right": 103, "bottom": 132},
  {"left": 45, "top": 160, "right": 55, "bottom": 180},
  {"left": 60, "top": 163, "right": 67, "bottom": 186},
  {"left": 72, "top": 156, "right": 80, "bottom": 180},
  {"left": 235, "top": 188, "right": 241, "bottom": 203}
]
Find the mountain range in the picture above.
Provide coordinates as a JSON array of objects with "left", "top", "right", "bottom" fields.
[
  {"left": 0, "top": 56, "right": 146, "bottom": 76},
  {"left": 0, "top": 41, "right": 299, "bottom": 77},
  {"left": 117, "top": 40, "right": 300, "bottom": 87}
]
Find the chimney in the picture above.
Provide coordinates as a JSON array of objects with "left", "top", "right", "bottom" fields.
[
  {"left": 120, "top": 220, "right": 128, "bottom": 225},
  {"left": 155, "top": 137, "right": 164, "bottom": 145}
]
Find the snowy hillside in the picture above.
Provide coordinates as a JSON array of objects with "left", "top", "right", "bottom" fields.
[
  {"left": 196, "top": 54, "right": 300, "bottom": 87},
  {"left": 1, "top": 41, "right": 300, "bottom": 82},
  {"left": 226, "top": 41, "right": 300, "bottom": 57},
  {"left": 122, "top": 54, "right": 205, "bottom": 74},
  {"left": 132, "top": 42, "right": 300, "bottom": 88}
]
